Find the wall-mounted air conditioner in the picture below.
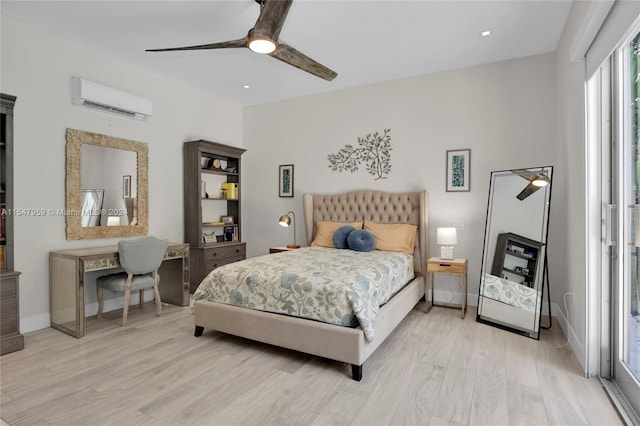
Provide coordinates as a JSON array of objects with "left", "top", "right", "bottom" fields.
[{"left": 71, "top": 77, "right": 152, "bottom": 121}]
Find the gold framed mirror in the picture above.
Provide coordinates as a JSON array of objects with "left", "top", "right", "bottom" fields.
[{"left": 65, "top": 128, "right": 148, "bottom": 239}]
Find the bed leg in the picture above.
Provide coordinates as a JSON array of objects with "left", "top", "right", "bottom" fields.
[
  {"left": 351, "top": 364, "right": 363, "bottom": 381},
  {"left": 194, "top": 326, "right": 204, "bottom": 337}
]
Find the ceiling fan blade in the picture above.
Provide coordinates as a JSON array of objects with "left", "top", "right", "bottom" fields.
[
  {"left": 253, "top": 0, "right": 293, "bottom": 40},
  {"left": 146, "top": 37, "right": 248, "bottom": 52},
  {"left": 512, "top": 169, "right": 538, "bottom": 181},
  {"left": 270, "top": 43, "right": 337, "bottom": 81},
  {"left": 516, "top": 183, "right": 541, "bottom": 201}
]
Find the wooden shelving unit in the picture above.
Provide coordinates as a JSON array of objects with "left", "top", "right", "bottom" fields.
[
  {"left": 184, "top": 140, "right": 246, "bottom": 293},
  {"left": 0, "top": 93, "right": 23, "bottom": 355}
]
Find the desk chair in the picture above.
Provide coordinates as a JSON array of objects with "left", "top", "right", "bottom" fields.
[{"left": 96, "top": 236, "right": 168, "bottom": 326}]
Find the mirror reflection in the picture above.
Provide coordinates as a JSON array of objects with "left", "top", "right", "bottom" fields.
[
  {"left": 80, "top": 144, "right": 137, "bottom": 227},
  {"left": 477, "top": 166, "right": 553, "bottom": 339},
  {"left": 80, "top": 189, "right": 104, "bottom": 227}
]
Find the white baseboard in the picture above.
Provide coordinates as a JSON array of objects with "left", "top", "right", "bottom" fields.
[
  {"left": 432, "top": 289, "right": 478, "bottom": 307},
  {"left": 20, "top": 313, "right": 50, "bottom": 334},
  {"left": 549, "top": 300, "right": 586, "bottom": 371},
  {"left": 20, "top": 290, "right": 153, "bottom": 334}
]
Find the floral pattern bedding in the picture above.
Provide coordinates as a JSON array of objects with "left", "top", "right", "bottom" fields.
[
  {"left": 481, "top": 273, "right": 541, "bottom": 312},
  {"left": 192, "top": 246, "right": 415, "bottom": 342}
]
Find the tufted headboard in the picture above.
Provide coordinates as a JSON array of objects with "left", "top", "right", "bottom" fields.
[{"left": 302, "top": 190, "right": 428, "bottom": 276}]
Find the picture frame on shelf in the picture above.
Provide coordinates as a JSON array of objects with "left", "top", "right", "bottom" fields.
[
  {"left": 203, "top": 232, "right": 217, "bottom": 244},
  {"left": 446, "top": 149, "right": 470, "bottom": 192},
  {"left": 200, "top": 157, "right": 212, "bottom": 169},
  {"left": 122, "top": 175, "right": 131, "bottom": 198},
  {"left": 279, "top": 164, "right": 294, "bottom": 197},
  {"left": 221, "top": 215, "right": 234, "bottom": 225}
]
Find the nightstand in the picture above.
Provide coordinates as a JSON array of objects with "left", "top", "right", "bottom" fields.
[
  {"left": 269, "top": 246, "right": 297, "bottom": 254},
  {"left": 427, "top": 257, "right": 468, "bottom": 318}
]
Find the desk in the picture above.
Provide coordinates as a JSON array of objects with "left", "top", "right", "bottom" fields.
[
  {"left": 50, "top": 242, "right": 189, "bottom": 338},
  {"left": 427, "top": 257, "right": 468, "bottom": 318}
]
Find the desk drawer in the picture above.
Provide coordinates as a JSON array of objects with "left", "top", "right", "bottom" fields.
[
  {"left": 428, "top": 261, "right": 465, "bottom": 274},
  {"left": 203, "top": 244, "right": 246, "bottom": 261}
]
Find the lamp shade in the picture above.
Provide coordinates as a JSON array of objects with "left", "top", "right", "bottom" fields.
[
  {"left": 279, "top": 214, "right": 291, "bottom": 227},
  {"left": 437, "top": 227, "right": 457, "bottom": 245}
]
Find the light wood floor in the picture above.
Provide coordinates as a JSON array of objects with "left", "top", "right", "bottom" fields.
[{"left": 0, "top": 301, "right": 623, "bottom": 426}]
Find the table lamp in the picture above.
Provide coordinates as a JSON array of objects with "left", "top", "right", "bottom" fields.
[
  {"left": 437, "top": 227, "right": 457, "bottom": 259},
  {"left": 278, "top": 211, "right": 300, "bottom": 248}
]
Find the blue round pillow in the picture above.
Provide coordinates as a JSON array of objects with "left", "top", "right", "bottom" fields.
[
  {"left": 333, "top": 225, "right": 356, "bottom": 249},
  {"left": 347, "top": 229, "right": 376, "bottom": 252}
]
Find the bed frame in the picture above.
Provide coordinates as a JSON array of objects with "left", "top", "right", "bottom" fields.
[{"left": 193, "top": 190, "right": 428, "bottom": 380}]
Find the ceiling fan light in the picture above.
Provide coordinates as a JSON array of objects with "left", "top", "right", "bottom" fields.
[
  {"left": 532, "top": 175, "right": 550, "bottom": 187},
  {"left": 249, "top": 38, "right": 276, "bottom": 54}
]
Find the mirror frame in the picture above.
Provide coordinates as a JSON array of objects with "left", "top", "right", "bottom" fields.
[
  {"left": 476, "top": 166, "right": 553, "bottom": 339},
  {"left": 65, "top": 128, "right": 148, "bottom": 239}
]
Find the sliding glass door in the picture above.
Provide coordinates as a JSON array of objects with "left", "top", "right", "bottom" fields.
[{"left": 615, "top": 31, "right": 640, "bottom": 416}]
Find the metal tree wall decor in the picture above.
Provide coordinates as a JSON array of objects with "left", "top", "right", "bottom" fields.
[{"left": 327, "top": 128, "right": 392, "bottom": 180}]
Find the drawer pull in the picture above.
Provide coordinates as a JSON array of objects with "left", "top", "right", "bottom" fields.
[
  {"left": 439, "top": 263, "right": 451, "bottom": 267},
  {"left": 212, "top": 252, "right": 217, "bottom": 257},
  {"left": 235, "top": 249, "right": 240, "bottom": 253}
]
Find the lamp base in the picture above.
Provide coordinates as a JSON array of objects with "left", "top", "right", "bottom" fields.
[
  {"left": 440, "top": 246, "right": 454, "bottom": 260},
  {"left": 286, "top": 244, "right": 300, "bottom": 249}
]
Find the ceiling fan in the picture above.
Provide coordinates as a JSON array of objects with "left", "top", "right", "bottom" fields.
[
  {"left": 146, "top": 0, "right": 337, "bottom": 81},
  {"left": 512, "top": 169, "right": 550, "bottom": 201}
]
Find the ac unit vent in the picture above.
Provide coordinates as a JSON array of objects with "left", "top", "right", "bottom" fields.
[
  {"left": 82, "top": 100, "right": 137, "bottom": 118},
  {"left": 70, "top": 77, "right": 152, "bottom": 121}
]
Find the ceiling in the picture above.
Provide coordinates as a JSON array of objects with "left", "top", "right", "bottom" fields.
[{"left": 1, "top": 0, "right": 572, "bottom": 107}]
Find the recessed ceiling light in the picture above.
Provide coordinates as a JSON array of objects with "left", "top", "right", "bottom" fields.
[
  {"left": 242, "top": 85, "right": 250, "bottom": 89},
  {"left": 481, "top": 30, "right": 492, "bottom": 37}
]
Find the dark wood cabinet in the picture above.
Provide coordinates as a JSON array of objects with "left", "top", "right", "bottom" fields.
[
  {"left": 490, "top": 232, "right": 543, "bottom": 288},
  {"left": 184, "top": 140, "right": 246, "bottom": 293},
  {"left": 1, "top": 93, "right": 23, "bottom": 355}
]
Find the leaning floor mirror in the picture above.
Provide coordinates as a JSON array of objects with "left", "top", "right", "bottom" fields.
[{"left": 477, "top": 166, "right": 553, "bottom": 339}]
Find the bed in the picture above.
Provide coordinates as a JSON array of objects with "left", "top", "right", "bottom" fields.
[{"left": 192, "top": 189, "right": 428, "bottom": 380}]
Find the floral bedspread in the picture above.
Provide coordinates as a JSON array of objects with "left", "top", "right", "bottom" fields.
[
  {"left": 481, "top": 273, "right": 541, "bottom": 312},
  {"left": 192, "top": 246, "right": 415, "bottom": 342}
]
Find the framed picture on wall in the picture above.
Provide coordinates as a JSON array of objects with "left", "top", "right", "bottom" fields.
[
  {"left": 122, "top": 175, "right": 131, "bottom": 198},
  {"left": 446, "top": 149, "right": 470, "bottom": 192},
  {"left": 279, "top": 164, "right": 294, "bottom": 197}
]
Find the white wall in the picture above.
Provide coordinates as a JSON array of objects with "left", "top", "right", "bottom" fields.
[
  {"left": 554, "top": 0, "right": 592, "bottom": 371},
  {"left": 1, "top": 15, "right": 243, "bottom": 332},
  {"left": 243, "top": 53, "right": 562, "bottom": 310}
]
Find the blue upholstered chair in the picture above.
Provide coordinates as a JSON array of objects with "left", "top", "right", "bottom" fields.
[{"left": 96, "top": 236, "right": 168, "bottom": 326}]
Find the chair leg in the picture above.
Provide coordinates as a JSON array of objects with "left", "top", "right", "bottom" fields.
[
  {"left": 153, "top": 287, "right": 162, "bottom": 316},
  {"left": 153, "top": 270, "right": 162, "bottom": 316},
  {"left": 123, "top": 274, "right": 133, "bottom": 326},
  {"left": 97, "top": 287, "right": 104, "bottom": 319},
  {"left": 139, "top": 289, "right": 144, "bottom": 310}
]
